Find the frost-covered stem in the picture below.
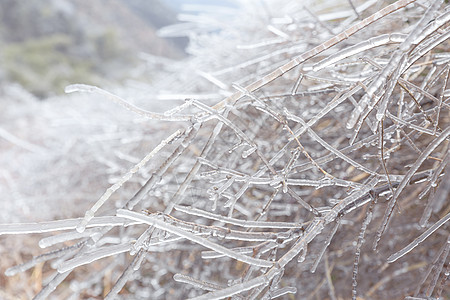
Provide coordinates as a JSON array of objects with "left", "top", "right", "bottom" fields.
[
  {"left": 126, "top": 124, "right": 200, "bottom": 209},
  {"left": 5, "top": 241, "right": 86, "bottom": 276},
  {"left": 375, "top": 126, "right": 450, "bottom": 250},
  {"left": 213, "top": 0, "right": 418, "bottom": 111},
  {"left": 0, "top": 216, "right": 140, "bottom": 235},
  {"left": 310, "top": 218, "right": 340, "bottom": 273},
  {"left": 57, "top": 243, "right": 133, "bottom": 273},
  {"left": 174, "top": 205, "right": 303, "bottom": 228},
  {"left": 105, "top": 249, "right": 145, "bottom": 299},
  {"left": 312, "top": 33, "right": 406, "bottom": 71},
  {"left": 65, "top": 84, "right": 192, "bottom": 121},
  {"left": 173, "top": 273, "right": 224, "bottom": 291},
  {"left": 419, "top": 149, "right": 449, "bottom": 225},
  {"left": 387, "top": 212, "right": 450, "bottom": 262},
  {"left": 116, "top": 209, "right": 274, "bottom": 268},
  {"left": 347, "top": 0, "right": 442, "bottom": 129},
  {"left": 165, "top": 114, "right": 227, "bottom": 213},
  {"left": 285, "top": 109, "right": 376, "bottom": 175},
  {"left": 77, "top": 129, "right": 182, "bottom": 232},
  {"left": 425, "top": 235, "right": 449, "bottom": 297}
]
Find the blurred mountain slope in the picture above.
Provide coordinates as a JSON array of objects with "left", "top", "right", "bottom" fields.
[{"left": 0, "top": 0, "right": 185, "bottom": 98}]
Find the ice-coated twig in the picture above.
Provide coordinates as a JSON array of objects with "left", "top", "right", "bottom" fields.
[
  {"left": 434, "top": 65, "right": 449, "bottom": 134},
  {"left": 57, "top": 242, "right": 133, "bottom": 273},
  {"left": 375, "top": 54, "right": 407, "bottom": 123},
  {"left": 286, "top": 187, "right": 321, "bottom": 217},
  {"left": 190, "top": 276, "right": 266, "bottom": 300},
  {"left": 76, "top": 129, "right": 182, "bottom": 233},
  {"left": 0, "top": 216, "right": 140, "bottom": 235},
  {"left": 164, "top": 114, "right": 228, "bottom": 214},
  {"left": 38, "top": 228, "right": 100, "bottom": 248},
  {"left": 213, "top": 0, "right": 418, "bottom": 111},
  {"left": 34, "top": 271, "right": 71, "bottom": 300},
  {"left": 65, "top": 84, "right": 193, "bottom": 121},
  {"left": 173, "top": 273, "right": 224, "bottom": 291},
  {"left": 160, "top": 212, "right": 292, "bottom": 242},
  {"left": 386, "top": 111, "right": 436, "bottom": 136},
  {"left": 291, "top": 72, "right": 303, "bottom": 95},
  {"left": 346, "top": 0, "right": 442, "bottom": 129},
  {"left": 201, "top": 241, "right": 278, "bottom": 259},
  {"left": 378, "top": 120, "right": 395, "bottom": 201},
  {"left": 418, "top": 149, "right": 449, "bottom": 225},
  {"left": 387, "top": 212, "right": 450, "bottom": 263},
  {"left": 375, "top": 126, "right": 450, "bottom": 250},
  {"left": 310, "top": 218, "right": 340, "bottom": 273},
  {"left": 105, "top": 249, "right": 145, "bottom": 300},
  {"left": 0, "top": 126, "right": 47, "bottom": 153},
  {"left": 435, "top": 254, "right": 450, "bottom": 298},
  {"left": 425, "top": 235, "right": 449, "bottom": 297},
  {"left": 5, "top": 241, "right": 86, "bottom": 276},
  {"left": 126, "top": 123, "right": 200, "bottom": 209},
  {"left": 326, "top": 177, "right": 379, "bottom": 224},
  {"left": 32, "top": 228, "right": 110, "bottom": 300},
  {"left": 269, "top": 286, "right": 297, "bottom": 299},
  {"left": 284, "top": 109, "right": 376, "bottom": 175},
  {"left": 289, "top": 79, "right": 371, "bottom": 139},
  {"left": 174, "top": 205, "right": 304, "bottom": 228},
  {"left": 408, "top": 29, "right": 450, "bottom": 70},
  {"left": 413, "top": 235, "right": 449, "bottom": 296},
  {"left": 312, "top": 33, "right": 406, "bottom": 71},
  {"left": 324, "top": 253, "right": 337, "bottom": 300},
  {"left": 116, "top": 209, "right": 274, "bottom": 268}
]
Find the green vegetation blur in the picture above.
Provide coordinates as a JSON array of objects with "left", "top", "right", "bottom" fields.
[{"left": 0, "top": 0, "right": 186, "bottom": 98}]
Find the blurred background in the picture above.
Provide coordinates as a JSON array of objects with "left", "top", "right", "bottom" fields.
[
  {"left": 0, "top": 0, "right": 239, "bottom": 98},
  {"left": 0, "top": 0, "right": 239, "bottom": 224}
]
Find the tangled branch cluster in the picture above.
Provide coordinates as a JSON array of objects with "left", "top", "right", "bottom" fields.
[{"left": 1, "top": 0, "right": 449, "bottom": 299}]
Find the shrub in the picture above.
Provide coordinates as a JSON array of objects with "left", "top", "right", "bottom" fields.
[{"left": 1, "top": 0, "right": 449, "bottom": 299}]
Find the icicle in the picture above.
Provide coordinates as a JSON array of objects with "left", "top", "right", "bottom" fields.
[
  {"left": 270, "top": 286, "right": 297, "bottom": 299},
  {"left": 297, "top": 244, "right": 307, "bottom": 263},
  {"left": 352, "top": 200, "right": 375, "bottom": 300}
]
